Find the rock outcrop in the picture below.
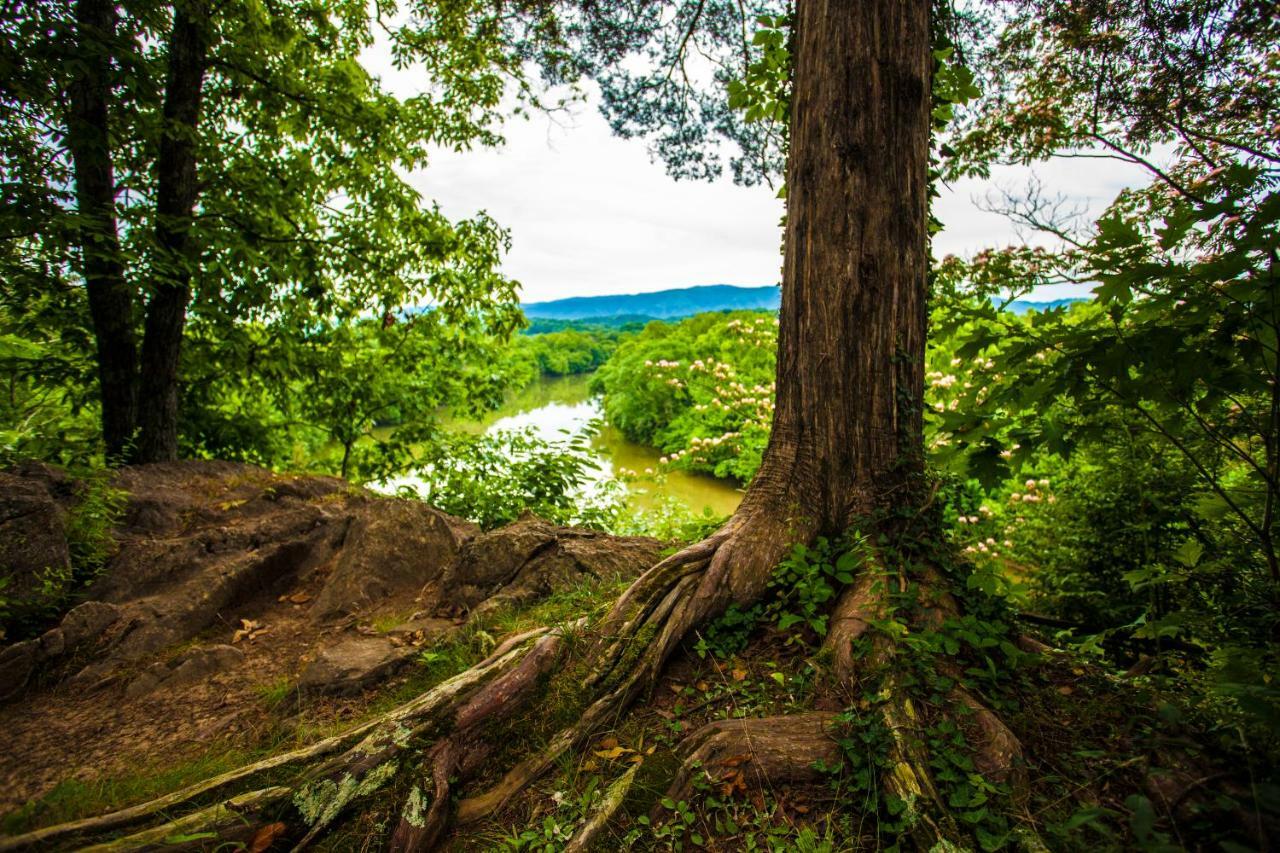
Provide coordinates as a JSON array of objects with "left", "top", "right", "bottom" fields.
[
  {"left": 0, "top": 460, "right": 667, "bottom": 809},
  {"left": 0, "top": 462, "right": 663, "bottom": 704},
  {"left": 0, "top": 464, "right": 74, "bottom": 616},
  {"left": 437, "top": 515, "right": 666, "bottom": 617}
]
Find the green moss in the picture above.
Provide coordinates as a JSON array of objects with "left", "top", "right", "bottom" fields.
[
  {"left": 293, "top": 762, "right": 399, "bottom": 828},
  {"left": 254, "top": 675, "right": 295, "bottom": 708},
  {"left": 0, "top": 747, "right": 259, "bottom": 836}
]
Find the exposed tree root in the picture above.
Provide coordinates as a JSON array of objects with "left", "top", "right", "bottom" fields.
[
  {"left": 385, "top": 626, "right": 570, "bottom": 852},
  {"left": 291, "top": 626, "right": 572, "bottom": 850},
  {"left": 948, "top": 683, "right": 1026, "bottom": 791},
  {"left": 454, "top": 504, "right": 810, "bottom": 826},
  {"left": 660, "top": 713, "right": 841, "bottom": 810},
  {"left": 818, "top": 550, "right": 1034, "bottom": 849},
  {"left": 0, "top": 627, "right": 554, "bottom": 852},
  {"left": 876, "top": 676, "right": 963, "bottom": 848},
  {"left": 79, "top": 787, "right": 291, "bottom": 852},
  {"left": 5, "top": 507, "right": 805, "bottom": 850},
  {"left": 564, "top": 762, "right": 640, "bottom": 852}
]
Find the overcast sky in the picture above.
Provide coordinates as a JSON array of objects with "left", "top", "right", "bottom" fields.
[{"left": 367, "top": 53, "right": 1150, "bottom": 304}]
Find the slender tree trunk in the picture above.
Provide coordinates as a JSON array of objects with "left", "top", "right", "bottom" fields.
[
  {"left": 134, "top": 0, "right": 210, "bottom": 463},
  {"left": 340, "top": 440, "right": 353, "bottom": 480},
  {"left": 67, "top": 0, "right": 138, "bottom": 462}
]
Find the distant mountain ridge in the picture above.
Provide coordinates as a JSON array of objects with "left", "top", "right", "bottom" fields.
[
  {"left": 522, "top": 284, "right": 780, "bottom": 320},
  {"left": 519, "top": 284, "right": 1086, "bottom": 323},
  {"left": 1003, "top": 298, "right": 1087, "bottom": 315}
]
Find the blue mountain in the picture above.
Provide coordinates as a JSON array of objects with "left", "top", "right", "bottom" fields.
[
  {"left": 518, "top": 284, "right": 1087, "bottom": 324},
  {"left": 1003, "top": 298, "right": 1088, "bottom": 315},
  {"left": 522, "top": 284, "right": 780, "bottom": 321}
]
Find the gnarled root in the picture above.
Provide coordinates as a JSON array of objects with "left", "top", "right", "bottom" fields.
[
  {"left": 564, "top": 762, "right": 640, "bottom": 852},
  {"left": 386, "top": 626, "right": 569, "bottom": 851},
  {"left": 454, "top": 504, "right": 812, "bottom": 827},
  {"left": 79, "top": 788, "right": 292, "bottom": 853},
  {"left": 0, "top": 628, "right": 555, "bottom": 852},
  {"left": 821, "top": 552, "right": 1031, "bottom": 849},
  {"left": 660, "top": 713, "right": 841, "bottom": 812}
]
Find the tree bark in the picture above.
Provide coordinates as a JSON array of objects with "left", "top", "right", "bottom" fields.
[
  {"left": 67, "top": 0, "right": 138, "bottom": 462},
  {"left": 757, "top": 0, "right": 932, "bottom": 527},
  {"left": 134, "top": 0, "right": 211, "bottom": 463},
  {"left": 667, "top": 0, "right": 934, "bottom": 626}
]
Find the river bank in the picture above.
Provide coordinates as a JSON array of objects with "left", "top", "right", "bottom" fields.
[{"left": 383, "top": 374, "right": 744, "bottom": 519}]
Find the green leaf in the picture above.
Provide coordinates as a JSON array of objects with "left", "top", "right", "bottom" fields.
[{"left": 1125, "top": 794, "right": 1156, "bottom": 842}]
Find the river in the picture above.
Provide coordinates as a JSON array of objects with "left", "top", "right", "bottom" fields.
[{"left": 381, "top": 374, "right": 744, "bottom": 518}]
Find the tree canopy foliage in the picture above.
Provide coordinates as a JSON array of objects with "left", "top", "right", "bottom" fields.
[{"left": 1, "top": 0, "right": 525, "bottom": 462}]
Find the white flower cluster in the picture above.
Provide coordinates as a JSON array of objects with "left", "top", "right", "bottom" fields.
[
  {"left": 1009, "top": 478, "right": 1051, "bottom": 504},
  {"left": 661, "top": 431, "right": 742, "bottom": 466},
  {"left": 955, "top": 505, "right": 993, "bottom": 525}
]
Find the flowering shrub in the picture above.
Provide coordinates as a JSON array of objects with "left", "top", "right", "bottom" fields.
[{"left": 590, "top": 311, "right": 778, "bottom": 483}]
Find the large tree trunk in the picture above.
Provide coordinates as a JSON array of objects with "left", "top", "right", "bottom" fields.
[
  {"left": 67, "top": 0, "right": 139, "bottom": 462},
  {"left": 764, "top": 0, "right": 931, "bottom": 522},
  {"left": 134, "top": 0, "right": 210, "bottom": 463},
  {"left": 664, "top": 0, "right": 933, "bottom": 626}
]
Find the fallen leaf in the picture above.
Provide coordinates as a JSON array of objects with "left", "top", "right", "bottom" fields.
[
  {"left": 598, "top": 736, "right": 619, "bottom": 750},
  {"left": 695, "top": 680, "right": 709, "bottom": 692},
  {"left": 582, "top": 759, "right": 599, "bottom": 772},
  {"left": 287, "top": 592, "right": 312, "bottom": 604},
  {"left": 593, "top": 746, "right": 635, "bottom": 760},
  {"left": 731, "top": 668, "right": 747, "bottom": 681},
  {"left": 1057, "top": 685, "right": 1074, "bottom": 695},
  {"left": 249, "top": 821, "right": 286, "bottom": 852},
  {"left": 231, "top": 619, "right": 262, "bottom": 644}
]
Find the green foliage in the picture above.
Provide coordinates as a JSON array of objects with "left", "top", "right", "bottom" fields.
[
  {"left": 62, "top": 467, "right": 127, "bottom": 576},
  {"left": 592, "top": 311, "right": 777, "bottom": 483},
  {"left": 0, "top": 465, "right": 126, "bottom": 640},
  {"left": 924, "top": 0, "right": 1280, "bottom": 744},
  {"left": 511, "top": 328, "right": 618, "bottom": 379},
  {"left": 394, "top": 426, "right": 623, "bottom": 530},
  {"left": 493, "top": 779, "right": 602, "bottom": 851},
  {"left": 1, "top": 0, "right": 529, "bottom": 462},
  {"left": 630, "top": 788, "right": 848, "bottom": 852},
  {"left": 767, "top": 538, "right": 862, "bottom": 637},
  {"left": 0, "top": 326, "right": 100, "bottom": 466},
  {"left": 608, "top": 496, "right": 728, "bottom": 545},
  {"left": 726, "top": 13, "right": 791, "bottom": 194},
  {"left": 696, "top": 535, "right": 867, "bottom": 659}
]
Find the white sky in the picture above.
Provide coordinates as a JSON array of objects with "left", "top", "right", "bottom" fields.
[{"left": 368, "top": 52, "right": 1152, "bottom": 304}]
